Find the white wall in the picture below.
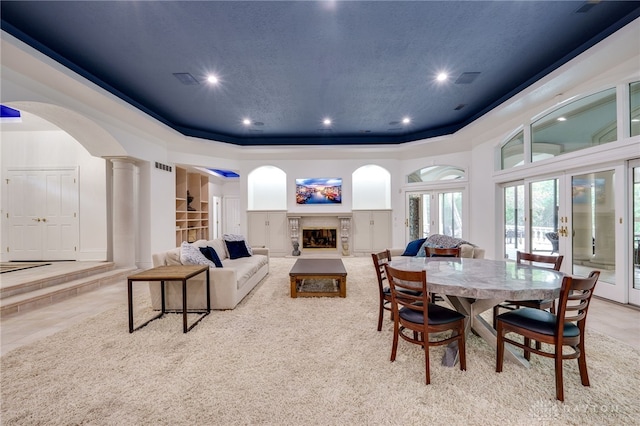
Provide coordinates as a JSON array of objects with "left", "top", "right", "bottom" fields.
[{"left": 0, "top": 130, "right": 108, "bottom": 261}]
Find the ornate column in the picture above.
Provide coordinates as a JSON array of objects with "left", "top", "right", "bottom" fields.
[
  {"left": 289, "top": 217, "right": 301, "bottom": 256},
  {"left": 339, "top": 216, "right": 351, "bottom": 256},
  {"left": 110, "top": 157, "right": 137, "bottom": 267}
]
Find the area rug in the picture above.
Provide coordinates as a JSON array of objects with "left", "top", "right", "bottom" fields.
[
  {"left": 0, "top": 262, "right": 51, "bottom": 274},
  {"left": 1, "top": 257, "right": 638, "bottom": 425}
]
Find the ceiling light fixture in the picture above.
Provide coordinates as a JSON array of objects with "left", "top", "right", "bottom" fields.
[
  {"left": 243, "top": 118, "right": 251, "bottom": 126},
  {"left": 323, "top": 118, "right": 332, "bottom": 126},
  {"left": 207, "top": 75, "right": 219, "bottom": 84},
  {"left": 436, "top": 72, "right": 448, "bottom": 82},
  {"left": 402, "top": 117, "right": 411, "bottom": 124},
  {"left": 557, "top": 117, "right": 567, "bottom": 121}
]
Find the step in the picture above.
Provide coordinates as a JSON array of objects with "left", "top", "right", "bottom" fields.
[
  {"left": 0, "top": 267, "right": 137, "bottom": 317},
  {"left": 0, "top": 262, "right": 117, "bottom": 299}
]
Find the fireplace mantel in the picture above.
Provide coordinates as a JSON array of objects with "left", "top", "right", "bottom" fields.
[{"left": 287, "top": 213, "right": 352, "bottom": 256}]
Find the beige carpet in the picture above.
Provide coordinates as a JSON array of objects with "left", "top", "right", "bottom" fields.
[{"left": 1, "top": 257, "right": 638, "bottom": 425}]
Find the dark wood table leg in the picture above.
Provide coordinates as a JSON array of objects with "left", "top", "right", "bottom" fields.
[
  {"left": 128, "top": 279, "right": 134, "bottom": 333},
  {"left": 182, "top": 278, "right": 188, "bottom": 333}
]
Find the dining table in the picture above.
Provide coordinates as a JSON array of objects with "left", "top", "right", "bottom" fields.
[{"left": 388, "top": 256, "right": 565, "bottom": 368}]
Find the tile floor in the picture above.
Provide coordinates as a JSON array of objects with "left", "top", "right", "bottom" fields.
[{"left": 1, "top": 270, "right": 639, "bottom": 357}]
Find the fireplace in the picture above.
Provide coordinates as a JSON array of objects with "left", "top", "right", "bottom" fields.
[{"left": 302, "top": 228, "right": 337, "bottom": 249}]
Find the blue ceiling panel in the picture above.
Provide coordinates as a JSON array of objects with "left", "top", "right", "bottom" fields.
[{"left": 2, "top": 1, "right": 639, "bottom": 146}]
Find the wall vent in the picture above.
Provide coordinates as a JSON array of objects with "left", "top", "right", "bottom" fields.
[
  {"left": 575, "top": 2, "right": 598, "bottom": 14},
  {"left": 172, "top": 72, "right": 200, "bottom": 85},
  {"left": 455, "top": 72, "right": 480, "bottom": 84},
  {"left": 155, "top": 162, "right": 172, "bottom": 172}
]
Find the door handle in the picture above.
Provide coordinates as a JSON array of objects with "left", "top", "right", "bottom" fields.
[
  {"left": 32, "top": 218, "right": 41, "bottom": 222},
  {"left": 41, "top": 218, "right": 47, "bottom": 222}
]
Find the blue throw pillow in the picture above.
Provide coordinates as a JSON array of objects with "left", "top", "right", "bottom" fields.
[
  {"left": 199, "top": 246, "right": 223, "bottom": 268},
  {"left": 225, "top": 240, "right": 252, "bottom": 260},
  {"left": 401, "top": 238, "right": 426, "bottom": 256}
]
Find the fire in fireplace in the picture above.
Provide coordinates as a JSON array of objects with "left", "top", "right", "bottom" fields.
[{"left": 302, "top": 228, "right": 337, "bottom": 249}]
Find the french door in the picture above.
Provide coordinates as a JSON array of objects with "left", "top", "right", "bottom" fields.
[
  {"left": 405, "top": 189, "right": 463, "bottom": 243},
  {"left": 503, "top": 165, "right": 626, "bottom": 302},
  {"left": 629, "top": 160, "right": 640, "bottom": 305},
  {"left": 6, "top": 168, "right": 79, "bottom": 261}
]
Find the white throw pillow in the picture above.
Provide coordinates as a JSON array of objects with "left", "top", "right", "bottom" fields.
[
  {"left": 180, "top": 241, "right": 216, "bottom": 267},
  {"left": 223, "top": 233, "right": 253, "bottom": 255}
]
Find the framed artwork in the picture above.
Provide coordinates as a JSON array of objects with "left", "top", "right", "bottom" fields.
[{"left": 296, "top": 178, "right": 342, "bottom": 204}]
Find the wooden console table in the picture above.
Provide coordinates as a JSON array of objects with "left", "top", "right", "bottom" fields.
[{"left": 128, "top": 265, "right": 210, "bottom": 333}]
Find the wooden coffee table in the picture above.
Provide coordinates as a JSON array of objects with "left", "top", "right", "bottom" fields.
[{"left": 289, "top": 258, "right": 347, "bottom": 298}]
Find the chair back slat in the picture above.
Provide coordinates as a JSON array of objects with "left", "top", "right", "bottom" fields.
[
  {"left": 554, "top": 271, "right": 600, "bottom": 334},
  {"left": 371, "top": 250, "right": 391, "bottom": 290},
  {"left": 428, "top": 247, "right": 461, "bottom": 258},
  {"left": 384, "top": 264, "right": 428, "bottom": 312},
  {"left": 517, "top": 251, "right": 563, "bottom": 271}
]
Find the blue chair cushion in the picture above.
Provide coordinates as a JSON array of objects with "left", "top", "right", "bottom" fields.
[
  {"left": 399, "top": 303, "right": 465, "bottom": 325},
  {"left": 498, "top": 307, "right": 579, "bottom": 337},
  {"left": 401, "top": 238, "right": 426, "bottom": 256}
]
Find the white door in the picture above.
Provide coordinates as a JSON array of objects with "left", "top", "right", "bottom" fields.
[
  {"left": 223, "top": 196, "right": 241, "bottom": 235},
  {"left": 7, "top": 168, "right": 79, "bottom": 261},
  {"left": 212, "top": 196, "right": 222, "bottom": 239}
]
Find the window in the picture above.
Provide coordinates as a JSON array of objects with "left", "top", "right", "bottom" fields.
[
  {"left": 500, "top": 130, "right": 524, "bottom": 170},
  {"left": 631, "top": 81, "right": 640, "bottom": 137},
  {"left": 407, "top": 165, "right": 465, "bottom": 183},
  {"left": 531, "top": 88, "right": 617, "bottom": 162}
]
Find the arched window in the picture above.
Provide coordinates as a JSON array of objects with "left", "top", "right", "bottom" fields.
[
  {"left": 500, "top": 130, "right": 524, "bottom": 170},
  {"left": 406, "top": 165, "right": 465, "bottom": 183},
  {"left": 247, "top": 166, "right": 286, "bottom": 210},
  {"left": 531, "top": 88, "right": 617, "bottom": 162},
  {"left": 352, "top": 165, "right": 390, "bottom": 209}
]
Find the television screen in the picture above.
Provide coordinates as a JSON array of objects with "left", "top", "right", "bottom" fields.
[{"left": 296, "top": 178, "right": 342, "bottom": 204}]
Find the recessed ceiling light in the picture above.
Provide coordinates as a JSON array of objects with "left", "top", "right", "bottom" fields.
[
  {"left": 402, "top": 117, "right": 411, "bottom": 124},
  {"left": 243, "top": 118, "right": 251, "bottom": 126},
  {"left": 557, "top": 117, "right": 567, "bottom": 121},
  {"left": 207, "top": 75, "right": 219, "bottom": 84},
  {"left": 436, "top": 72, "right": 448, "bottom": 82},
  {"left": 323, "top": 118, "right": 332, "bottom": 126}
]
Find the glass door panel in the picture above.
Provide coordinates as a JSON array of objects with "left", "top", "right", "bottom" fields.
[
  {"left": 406, "top": 193, "right": 431, "bottom": 242},
  {"left": 530, "top": 179, "right": 559, "bottom": 256},
  {"left": 439, "top": 191, "right": 462, "bottom": 238},
  {"left": 504, "top": 184, "right": 524, "bottom": 260},
  {"left": 571, "top": 169, "right": 620, "bottom": 300},
  {"left": 631, "top": 165, "right": 640, "bottom": 305}
]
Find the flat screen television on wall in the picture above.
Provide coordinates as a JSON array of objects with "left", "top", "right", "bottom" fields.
[{"left": 295, "top": 178, "right": 342, "bottom": 205}]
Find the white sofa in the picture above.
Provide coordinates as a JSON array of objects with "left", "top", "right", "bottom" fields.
[
  {"left": 390, "top": 234, "right": 485, "bottom": 259},
  {"left": 150, "top": 238, "right": 269, "bottom": 310},
  {"left": 390, "top": 243, "right": 485, "bottom": 259}
]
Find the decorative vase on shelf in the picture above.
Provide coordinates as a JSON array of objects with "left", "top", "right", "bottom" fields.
[{"left": 187, "top": 190, "right": 195, "bottom": 211}]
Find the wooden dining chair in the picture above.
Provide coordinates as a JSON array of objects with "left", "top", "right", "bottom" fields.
[
  {"left": 493, "top": 251, "right": 564, "bottom": 328},
  {"left": 371, "top": 250, "right": 422, "bottom": 331},
  {"left": 427, "top": 246, "right": 460, "bottom": 302},
  {"left": 384, "top": 264, "right": 466, "bottom": 384},
  {"left": 496, "top": 270, "right": 599, "bottom": 401},
  {"left": 427, "top": 247, "right": 461, "bottom": 258},
  {"left": 371, "top": 250, "right": 393, "bottom": 331}
]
